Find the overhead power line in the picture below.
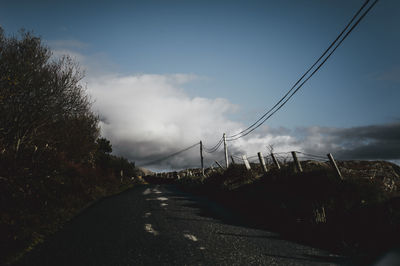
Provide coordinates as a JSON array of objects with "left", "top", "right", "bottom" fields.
[
  {"left": 139, "top": 142, "right": 200, "bottom": 167},
  {"left": 203, "top": 137, "right": 224, "bottom": 153},
  {"left": 226, "top": 0, "right": 379, "bottom": 141},
  {"left": 137, "top": 0, "right": 379, "bottom": 167}
]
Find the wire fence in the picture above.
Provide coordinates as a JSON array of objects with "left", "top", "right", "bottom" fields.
[
  {"left": 229, "top": 151, "right": 328, "bottom": 165},
  {"left": 138, "top": 0, "right": 380, "bottom": 175},
  {"left": 196, "top": 149, "right": 342, "bottom": 181},
  {"left": 149, "top": 136, "right": 399, "bottom": 188}
]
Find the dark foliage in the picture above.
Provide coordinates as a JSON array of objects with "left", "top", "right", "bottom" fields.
[
  {"left": 0, "top": 28, "right": 99, "bottom": 164},
  {"left": 96, "top": 137, "right": 112, "bottom": 154},
  {"left": 0, "top": 28, "right": 138, "bottom": 265}
]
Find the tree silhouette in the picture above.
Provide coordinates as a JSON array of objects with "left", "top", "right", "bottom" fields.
[{"left": 0, "top": 28, "right": 99, "bottom": 164}]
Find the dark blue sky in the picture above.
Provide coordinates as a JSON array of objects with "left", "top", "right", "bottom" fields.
[{"left": 2, "top": 0, "right": 399, "bottom": 128}]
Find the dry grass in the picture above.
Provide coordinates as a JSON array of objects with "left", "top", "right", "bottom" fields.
[{"left": 152, "top": 160, "right": 400, "bottom": 258}]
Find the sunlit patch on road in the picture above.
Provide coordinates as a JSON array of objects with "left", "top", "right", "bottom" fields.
[
  {"left": 152, "top": 189, "right": 162, "bottom": 194},
  {"left": 156, "top": 197, "right": 168, "bottom": 201},
  {"left": 143, "top": 188, "right": 151, "bottom": 195},
  {"left": 160, "top": 203, "right": 168, "bottom": 207},
  {"left": 146, "top": 196, "right": 168, "bottom": 201},
  {"left": 144, "top": 224, "right": 159, "bottom": 236},
  {"left": 199, "top": 247, "right": 206, "bottom": 250},
  {"left": 183, "top": 234, "right": 198, "bottom": 242},
  {"left": 143, "top": 212, "right": 151, "bottom": 218}
]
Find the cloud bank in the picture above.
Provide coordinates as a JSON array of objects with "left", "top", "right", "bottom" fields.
[
  {"left": 87, "top": 72, "right": 400, "bottom": 171},
  {"left": 86, "top": 73, "right": 242, "bottom": 170},
  {"left": 51, "top": 43, "right": 400, "bottom": 171}
]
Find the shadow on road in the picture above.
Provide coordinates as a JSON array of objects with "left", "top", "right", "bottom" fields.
[
  {"left": 160, "top": 184, "right": 352, "bottom": 265},
  {"left": 161, "top": 186, "right": 349, "bottom": 256}
]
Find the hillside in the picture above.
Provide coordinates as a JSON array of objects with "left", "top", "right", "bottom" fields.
[{"left": 145, "top": 160, "right": 400, "bottom": 263}]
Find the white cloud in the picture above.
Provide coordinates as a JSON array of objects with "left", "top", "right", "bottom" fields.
[
  {"left": 51, "top": 46, "right": 400, "bottom": 171},
  {"left": 86, "top": 72, "right": 400, "bottom": 170},
  {"left": 86, "top": 73, "right": 242, "bottom": 170}
]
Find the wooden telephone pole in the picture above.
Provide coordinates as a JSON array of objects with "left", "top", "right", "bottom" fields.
[
  {"left": 223, "top": 133, "right": 229, "bottom": 169},
  {"left": 200, "top": 141, "right": 204, "bottom": 176}
]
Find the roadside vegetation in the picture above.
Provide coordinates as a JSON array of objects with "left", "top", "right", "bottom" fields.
[
  {"left": 0, "top": 28, "right": 139, "bottom": 265},
  {"left": 148, "top": 160, "right": 400, "bottom": 263}
]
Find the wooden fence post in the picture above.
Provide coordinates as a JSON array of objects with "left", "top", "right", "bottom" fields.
[
  {"left": 215, "top": 161, "right": 224, "bottom": 169},
  {"left": 242, "top": 155, "right": 251, "bottom": 170},
  {"left": 327, "top": 153, "right": 343, "bottom": 180},
  {"left": 223, "top": 133, "right": 229, "bottom": 168},
  {"left": 258, "top": 152, "right": 268, "bottom": 173},
  {"left": 291, "top": 151, "right": 303, "bottom": 172},
  {"left": 231, "top": 155, "right": 235, "bottom": 165},
  {"left": 271, "top": 153, "right": 281, "bottom": 169}
]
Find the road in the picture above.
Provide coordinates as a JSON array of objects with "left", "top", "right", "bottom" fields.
[{"left": 18, "top": 184, "right": 348, "bottom": 265}]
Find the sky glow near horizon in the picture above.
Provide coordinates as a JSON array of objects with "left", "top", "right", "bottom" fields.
[{"left": 1, "top": 0, "right": 399, "bottom": 170}]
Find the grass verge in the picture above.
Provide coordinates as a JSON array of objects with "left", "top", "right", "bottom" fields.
[
  {"left": 0, "top": 161, "right": 141, "bottom": 266},
  {"left": 148, "top": 160, "right": 400, "bottom": 263}
]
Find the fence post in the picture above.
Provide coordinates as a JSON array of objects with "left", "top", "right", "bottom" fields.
[
  {"left": 291, "top": 151, "right": 303, "bottom": 172},
  {"left": 258, "top": 152, "right": 268, "bottom": 173},
  {"left": 271, "top": 153, "right": 281, "bottom": 169},
  {"left": 215, "top": 161, "right": 224, "bottom": 169},
  {"left": 200, "top": 141, "right": 204, "bottom": 176},
  {"left": 230, "top": 155, "right": 235, "bottom": 165},
  {"left": 223, "top": 133, "right": 229, "bottom": 168},
  {"left": 327, "top": 153, "right": 343, "bottom": 180},
  {"left": 242, "top": 155, "right": 251, "bottom": 170}
]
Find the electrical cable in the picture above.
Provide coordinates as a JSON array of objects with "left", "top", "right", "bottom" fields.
[
  {"left": 139, "top": 0, "right": 379, "bottom": 167},
  {"left": 139, "top": 142, "right": 200, "bottom": 167},
  {"left": 226, "top": 0, "right": 372, "bottom": 140},
  {"left": 203, "top": 137, "right": 224, "bottom": 153},
  {"left": 226, "top": 0, "right": 378, "bottom": 141}
]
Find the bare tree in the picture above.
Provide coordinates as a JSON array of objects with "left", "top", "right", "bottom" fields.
[{"left": 0, "top": 28, "right": 99, "bottom": 163}]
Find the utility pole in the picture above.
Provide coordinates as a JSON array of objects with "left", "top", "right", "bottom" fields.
[
  {"left": 223, "top": 133, "right": 229, "bottom": 168},
  {"left": 200, "top": 141, "right": 204, "bottom": 176}
]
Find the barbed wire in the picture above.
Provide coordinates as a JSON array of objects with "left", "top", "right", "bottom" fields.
[
  {"left": 295, "top": 151, "right": 328, "bottom": 160},
  {"left": 232, "top": 154, "right": 244, "bottom": 160}
]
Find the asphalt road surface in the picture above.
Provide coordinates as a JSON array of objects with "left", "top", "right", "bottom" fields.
[{"left": 18, "top": 184, "right": 349, "bottom": 265}]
